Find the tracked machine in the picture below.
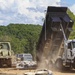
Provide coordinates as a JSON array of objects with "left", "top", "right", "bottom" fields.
[
  {"left": 36, "top": 6, "right": 75, "bottom": 69},
  {"left": 0, "top": 42, "right": 15, "bottom": 67}
]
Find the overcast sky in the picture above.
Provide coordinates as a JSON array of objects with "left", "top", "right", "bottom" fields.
[{"left": 0, "top": 0, "right": 75, "bottom": 25}]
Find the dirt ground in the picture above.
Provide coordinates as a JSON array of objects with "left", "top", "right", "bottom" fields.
[
  {"left": 53, "top": 70, "right": 75, "bottom": 75},
  {"left": 0, "top": 68, "right": 75, "bottom": 75}
]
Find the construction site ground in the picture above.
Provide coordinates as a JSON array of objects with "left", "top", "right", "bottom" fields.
[{"left": 0, "top": 68, "right": 75, "bottom": 75}]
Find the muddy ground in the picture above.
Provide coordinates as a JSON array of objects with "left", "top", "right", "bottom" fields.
[{"left": 0, "top": 68, "right": 75, "bottom": 75}]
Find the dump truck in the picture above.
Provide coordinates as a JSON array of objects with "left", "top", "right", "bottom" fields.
[
  {"left": 0, "top": 42, "right": 15, "bottom": 67},
  {"left": 36, "top": 6, "right": 75, "bottom": 69}
]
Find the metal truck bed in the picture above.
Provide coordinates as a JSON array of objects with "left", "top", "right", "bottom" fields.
[{"left": 36, "top": 6, "right": 74, "bottom": 62}]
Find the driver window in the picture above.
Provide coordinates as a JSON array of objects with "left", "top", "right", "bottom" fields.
[
  {"left": 0, "top": 44, "right": 3, "bottom": 49},
  {"left": 68, "top": 43, "right": 72, "bottom": 50}
]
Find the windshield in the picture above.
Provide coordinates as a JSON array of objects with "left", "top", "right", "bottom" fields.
[
  {"left": 18, "top": 54, "right": 33, "bottom": 61},
  {"left": 0, "top": 43, "right": 10, "bottom": 50},
  {"left": 72, "top": 42, "right": 75, "bottom": 48},
  {"left": 24, "top": 55, "right": 33, "bottom": 61}
]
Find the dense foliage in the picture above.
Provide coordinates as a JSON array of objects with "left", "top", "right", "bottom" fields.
[
  {"left": 0, "top": 24, "right": 42, "bottom": 55},
  {"left": 67, "top": 9, "right": 75, "bottom": 39}
]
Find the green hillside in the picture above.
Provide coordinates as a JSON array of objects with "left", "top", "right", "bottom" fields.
[
  {"left": 67, "top": 9, "right": 75, "bottom": 39},
  {"left": 0, "top": 24, "right": 42, "bottom": 55}
]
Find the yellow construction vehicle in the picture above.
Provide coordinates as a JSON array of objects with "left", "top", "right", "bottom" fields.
[{"left": 0, "top": 42, "right": 15, "bottom": 67}]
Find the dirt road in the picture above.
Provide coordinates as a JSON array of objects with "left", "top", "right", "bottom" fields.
[
  {"left": 53, "top": 70, "right": 75, "bottom": 75},
  {"left": 0, "top": 68, "right": 75, "bottom": 75}
]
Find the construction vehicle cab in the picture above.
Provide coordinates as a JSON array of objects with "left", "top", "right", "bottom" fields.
[
  {"left": 67, "top": 40, "right": 75, "bottom": 58},
  {"left": 62, "top": 40, "right": 75, "bottom": 68},
  {"left": 68, "top": 40, "right": 75, "bottom": 50}
]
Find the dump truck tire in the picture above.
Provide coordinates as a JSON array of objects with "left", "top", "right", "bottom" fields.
[
  {"left": 55, "top": 58, "right": 63, "bottom": 70},
  {"left": 72, "top": 59, "right": 75, "bottom": 69}
]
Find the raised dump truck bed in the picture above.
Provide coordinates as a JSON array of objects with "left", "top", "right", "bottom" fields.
[{"left": 36, "top": 6, "right": 74, "bottom": 62}]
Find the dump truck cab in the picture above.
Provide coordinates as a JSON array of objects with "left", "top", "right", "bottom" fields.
[
  {"left": 67, "top": 40, "right": 75, "bottom": 59},
  {"left": 67, "top": 40, "right": 75, "bottom": 50},
  {"left": 62, "top": 40, "right": 75, "bottom": 68}
]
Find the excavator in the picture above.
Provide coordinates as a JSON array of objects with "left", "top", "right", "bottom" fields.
[{"left": 36, "top": 6, "right": 75, "bottom": 69}]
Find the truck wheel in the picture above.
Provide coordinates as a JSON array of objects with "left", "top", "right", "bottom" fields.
[
  {"left": 72, "top": 58, "right": 75, "bottom": 69},
  {"left": 72, "top": 63, "right": 75, "bottom": 69},
  {"left": 55, "top": 58, "right": 63, "bottom": 70}
]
